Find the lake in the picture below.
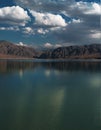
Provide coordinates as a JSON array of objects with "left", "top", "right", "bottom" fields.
[{"left": 0, "top": 60, "right": 101, "bottom": 130}]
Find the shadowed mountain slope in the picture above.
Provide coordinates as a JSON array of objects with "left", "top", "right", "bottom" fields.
[{"left": 39, "top": 44, "right": 101, "bottom": 59}]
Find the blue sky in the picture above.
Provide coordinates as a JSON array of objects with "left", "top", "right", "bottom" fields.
[{"left": 0, "top": 0, "right": 100, "bottom": 47}]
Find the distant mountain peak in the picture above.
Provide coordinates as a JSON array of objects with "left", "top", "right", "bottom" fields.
[
  {"left": 0, "top": 40, "right": 101, "bottom": 59},
  {"left": 39, "top": 43, "right": 101, "bottom": 59},
  {"left": 0, "top": 40, "right": 36, "bottom": 58}
]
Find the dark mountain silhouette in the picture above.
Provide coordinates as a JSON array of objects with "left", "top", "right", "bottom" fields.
[{"left": 39, "top": 44, "right": 101, "bottom": 59}]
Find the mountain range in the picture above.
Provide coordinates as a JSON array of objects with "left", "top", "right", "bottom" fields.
[
  {"left": 39, "top": 44, "right": 101, "bottom": 59},
  {"left": 0, "top": 40, "right": 37, "bottom": 59},
  {"left": 0, "top": 40, "right": 101, "bottom": 59}
]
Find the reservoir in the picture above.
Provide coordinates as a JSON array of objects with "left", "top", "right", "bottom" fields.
[{"left": 0, "top": 60, "right": 101, "bottom": 130}]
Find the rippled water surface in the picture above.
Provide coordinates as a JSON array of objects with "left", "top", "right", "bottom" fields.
[{"left": 0, "top": 60, "right": 101, "bottom": 130}]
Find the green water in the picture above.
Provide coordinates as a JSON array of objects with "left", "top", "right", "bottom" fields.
[{"left": 0, "top": 60, "right": 101, "bottom": 130}]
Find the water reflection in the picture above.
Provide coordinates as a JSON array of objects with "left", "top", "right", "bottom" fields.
[
  {"left": 0, "top": 60, "right": 101, "bottom": 73},
  {"left": 0, "top": 60, "right": 101, "bottom": 130}
]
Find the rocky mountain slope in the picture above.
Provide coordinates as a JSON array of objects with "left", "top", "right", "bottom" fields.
[
  {"left": 39, "top": 44, "right": 101, "bottom": 59},
  {"left": 0, "top": 40, "right": 101, "bottom": 59},
  {"left": 0, "top": 40, "right": 37, "bottom": 58}
]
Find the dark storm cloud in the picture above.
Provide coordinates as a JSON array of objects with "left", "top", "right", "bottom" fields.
[
  {"left": 75, "top": 0, "right": 100, "bottom": 3},
  {"left": 45, "top": 1, "right": 100, "bottom": 45},
  {"left": 52, "top": 23, "right": 91, "bottom": 44},
  {"left": 53, "top": 15, "right": 100, "bottom": 44}
]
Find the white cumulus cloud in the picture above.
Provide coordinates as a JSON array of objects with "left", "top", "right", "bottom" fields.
[
  {"left": 44, "top": 43, "right": 62, "bottom": 48},
  {"left": 76, "top": 2, "right": 101, "bottom": 15},
  {"left": 85, "top": 3, "right": 101, "bottom": 15},
  {"left": 44, "top": 43, "right": 53, "bottom": 48},
  {"left": 0, "top": 26, "right": 19, "bottom": 31},
  {"left": 22, "top": 27, "right": 34, "bottom": 34},
  {"left": 30, "top": 10, "right": 67, "bottom": 27},
  {"left": 90, "top": 31, "right": 101, "bottom": 39},
  {"left": 69, "top": 19, "right": 81, "bottom": 24},
  {"left": 37, "top": 28, "right": 49, "bottom": 34},
  {"left": 0, "top": 6, "right": 30, "bottom": 26}
]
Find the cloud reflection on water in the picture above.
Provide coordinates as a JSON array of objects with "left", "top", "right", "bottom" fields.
[{"left": 0, "top": 60, "right": 101, "bottom": 130}]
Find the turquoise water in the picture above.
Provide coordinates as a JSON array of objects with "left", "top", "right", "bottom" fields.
[{"left": 0, "top": 60, "right": 101, "bottom": 130}]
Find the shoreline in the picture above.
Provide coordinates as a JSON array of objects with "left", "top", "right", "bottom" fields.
[
  {"left": 0, "top": 58, "right": 101, "bottom": 63},
  {"left": 0, "top": 54, "right": 101, "bottom": 62}
]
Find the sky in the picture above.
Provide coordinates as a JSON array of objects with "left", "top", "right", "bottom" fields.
[{"left": 0, "top": 0, "right": 101, "bottom": 47}]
